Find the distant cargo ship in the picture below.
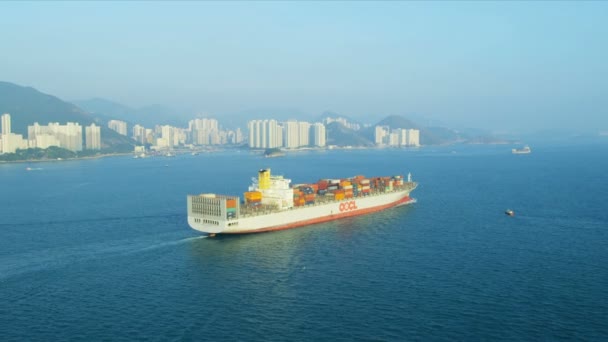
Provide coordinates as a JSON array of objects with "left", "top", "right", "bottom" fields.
[
  {"left": 512, "top": 146, "right": 531, "bottom": 154},
  {"left": 187, "top": 169, "right": 417, "bottom": 235}
]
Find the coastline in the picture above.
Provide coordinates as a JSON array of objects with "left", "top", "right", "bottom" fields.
[{"left": 0, "top": 152, "right": 133, "bottom": 164}]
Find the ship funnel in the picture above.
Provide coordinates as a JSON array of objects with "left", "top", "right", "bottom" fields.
[
  {"left": 258, "top": 169, "right": 271, "bottom": 190},
  {"left": 408, "top": 172, "right": 412, "bottom": 182}
]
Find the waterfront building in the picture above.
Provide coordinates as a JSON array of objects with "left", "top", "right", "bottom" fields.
[
  {"left": 283, "top": 120, "right": 299, "bottom": 149},
  {"left": 27, "top": 122, "right": 83, "bottom": 151},
  {"left": 2, "top": 113, "right": 11, "bottom": 135},
  {"left": 1, "top": 132, "right": 28, "bottom": 154},
  {"left": 248, "top": 120, "right": 260, "bottom": 148},
  {"left": 248, "top": 119, "right": 283, "bottom": 149},
  {"left": 189, "top": 118, "right": 220, "bottom": 145},
  {"left": 298, "top": 121, "right": 311, "bottom": 147},
  {"left": 375, "top": 126, "right": 420, "bottom": 147},
  {"left": 161, "top": 125, "right": 175, "bottom": 148},
  {"left": 50, "top": 122, "right": 83, "bottom": 151},
  {"left": 407, "top": 129, "right": 420, "bottom": 146},
  {"left": 132, "top": 124, "right": 146, "bottom": 145},
  {"left": 85, "top": 123, "right": 101, "bottom": 150},
  {"left": 235, "top": 128, "right": 243, "bottom": 144},
  {"left": 1, "top": 113, "right": 28, "bottom": 153},
  {"left": 312, "top": 123, "right": 326, "bottom": 147},
  {"left": 375, "top": 126, "right": 388, "bottom": 145},
  {"left": 28, "top": 122, "right": 59, "bottom": 149}
]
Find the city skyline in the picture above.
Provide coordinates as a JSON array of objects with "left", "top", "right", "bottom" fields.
[
  {"left": 248, "top": 119, "right": 327, "bottom": 149},
  {"left": 3, "top": 109, "right": 376, "bottom": 155},
  {"left": 0, "top": 113, "right": 100, "bottom": 153},
  {"left": 1, "top": 2, "right": 606, "bottom": 133}
]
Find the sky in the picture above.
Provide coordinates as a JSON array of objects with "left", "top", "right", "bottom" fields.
[{"left": 1, "top": 1, "right": 607, "bottom": 133}]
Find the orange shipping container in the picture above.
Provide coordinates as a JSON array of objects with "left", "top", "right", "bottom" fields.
[
  {"left": 226, "top": 199, "right": 237, "bottom": 208},
  {"left": 334, "top": 193, "right": 345, "bottom": 200},
  {"left": 244, "top": 191, "right": 262, "bottom": 200},
  {"left": 318, "top": 182, "right": 329, "bottom": 190}
]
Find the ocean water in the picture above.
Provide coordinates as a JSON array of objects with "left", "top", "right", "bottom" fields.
[{"left": 1, "top": 143, "right": 607, "bottom": 341}]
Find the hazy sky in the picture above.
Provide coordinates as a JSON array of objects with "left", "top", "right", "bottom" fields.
[{"left": 1, "top": 2, "right": 607, "bottom": 132}]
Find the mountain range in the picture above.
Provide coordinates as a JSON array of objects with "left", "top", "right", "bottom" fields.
[
  {"left": 73, "top": 98, "right": 186, "bottom": 128},
  {"left": 0, "top": 80, "right": 509, "bottom": 148},
  {"left": 0, "top": 82, "right": 134, "bottom": 151}
]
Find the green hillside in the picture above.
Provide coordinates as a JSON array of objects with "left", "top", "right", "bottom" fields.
[
  {"left": 326, "top": 122, "right": 374, "bottom": 147},
  {"left": 360, "top": 114, "right": 463, "bottom": 145},
  {"left": 0, "top": 81, "right": 94, "bottom": 134},
  {"left": 0, "top": 81, "right": 134, "bottom": 150},
  {"left": 376, "top": 115, "right": 420, "bottom": 129},
  {"left": 75, "top": 98, "right": 187, "bottom": 128}
]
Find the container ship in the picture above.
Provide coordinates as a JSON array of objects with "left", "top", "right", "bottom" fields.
[{"left": 187, "top": 169, "right": 417, "bottom": 235}]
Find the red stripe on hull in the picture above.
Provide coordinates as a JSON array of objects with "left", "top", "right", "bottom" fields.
[{"left": 222, "top": 195, "right": 415, "bottom": 235}]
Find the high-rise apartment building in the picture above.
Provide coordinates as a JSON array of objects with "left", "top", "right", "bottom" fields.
[
  {"left": 248, "top": 119, "right": 323, "bottom": 149},
  {"left": 28, "top": 122, "right": 60, "bottom": 149},
  {"left": 189, "top": 118, "right": 220, "bottom": 145},
  {"left": 298, "top": 122, "right": 311, "bottom": 147},
  {"left": 375, "top": 126, "right": 388, "bottom": 145},
  {"left": 283, "top": 121, "right": 299, "bottom": 149},
  {"left": 266, "top": 120, "right": 283, "bottom": 148},
  {"left": 248, "top": 119, "right": 283, "bottom": 149},
  {"left": 51, "top": 122, "right": 83, "bottom": 151},
  {"left": 132, "top": 124, "right": 146, "bottom": 144},
  {"left": 108, "top": 120, "right": 128, "bottom": 136},
  {"left": 375, "top": 126, "right": 420, "bottom": 147},
  {"left": 27, "top": 122, "right": 83, "bottom": 151},
  {"left": 389, "top": 131, "right": 400, "bottom": 146},
  {"left": 407, "top": 129, "right": 420, "bottom": 146},
  {"left": 158, "top": 125, "right": 175, "bottom": 148},
  {"left": 248, "top": 120, "right": 260, "bottom": 148},
  {"left": 235, "top": 128, "right": 243, "bottom": 144},
  {"left": 1, "top": 115, "right": 28, "bottom": 154},
  {"left": 85, "top": 123, "right": 101, "bottom": 150},
  {"left": 2, "top": 113, "right": 11, "bottom": 135},
  {"left": 312, "top": 123, "right": 326, "bottom": 147}
]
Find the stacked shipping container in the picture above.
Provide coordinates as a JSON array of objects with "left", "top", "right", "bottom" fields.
[
  {"left": 244, "top": 191, "right": 262, "bottom": 207},
  {"left": 291, "top": 174, "right": 407, "bottom": 206},
  {"left": 226, "top": 198, "right": 237, "bottom": 219}
]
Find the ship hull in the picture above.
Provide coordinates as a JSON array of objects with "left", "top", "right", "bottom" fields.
[{"left": 188, "top": 188, "right": 415, "bottom": 235}]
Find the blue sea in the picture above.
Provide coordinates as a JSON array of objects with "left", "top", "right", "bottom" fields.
[{"left": 1, "top": 143, "right": 607, "bottom": 341}]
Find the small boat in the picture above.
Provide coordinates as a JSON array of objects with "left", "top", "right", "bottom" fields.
[
  {"left": 505, "top": 209, "right": 515, "bottom": 216},
  {"left": 512, "top": 146, "right": 531, "bottom": 154}
]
